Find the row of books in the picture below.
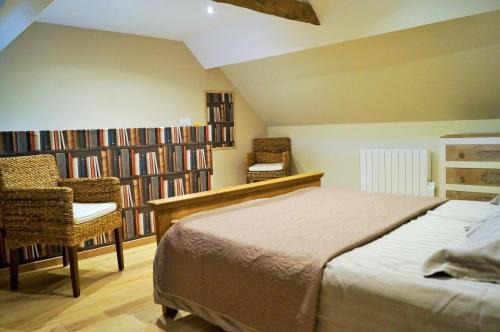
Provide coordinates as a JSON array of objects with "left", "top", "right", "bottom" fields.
[
  {"left": 107, "top": 145, "right": 212, "bottom": 178},
  {"left": 106, "top": 127, "right": 209, "bottom": 146},
  {"left": 123, "top": 210, "right": 155, "bottom": 239},
  {"left": 56, "top": 153, "right": 102, "bottom": 179},
  {"left": 161, "top": 146, "right": 212, "bottom": 173},
  {"left": 81, "top": 231, "right": 115, "bottom": 248},
  {"left": 185, "top": 171, "right": 211, "bottom": 194},
  {"left": 209, "top": 124, "right": 235, "bottom": 144},
  {"left": 12, "top": 244, "right": 59, "bottom": 262},
  {"left": 120, "top": 171, "right": 212, "bottom": 208},
  {"left": 0, "top": 233, "right": 119, "bottom": 263},
  {"left": 207, "top": 105, "right": 234, "bottom": 123},
  {"left": 134, "top": 151, "right": 159, "bottom": 176},
  {"left": 206, "top": 92, "right": 233, "bottom": 104},
  {"left": 0, "top": 126, "right": 212, "bottom": 153},
  {"left": 0, "top": 218, "right": 158, "bottom": 264},
  {"left": 0, "top": 240, "right": 64, "bottom": 264},
  {"left": 51, "top": 146, "right": 213, "bottom": 180},
  {"left": 0, "top": 231, "right": 110, "bottom": 264}
]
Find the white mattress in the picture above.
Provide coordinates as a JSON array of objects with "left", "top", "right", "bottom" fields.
[{"left": 317, "top": 200, "right": 500, "bottom": 332}]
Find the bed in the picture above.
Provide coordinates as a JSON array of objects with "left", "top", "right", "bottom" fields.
[
  {"left": 317, "top": 199, "right": 500, "bottom": 331},
  {"left": 149, "top": 134, "right": 500, "bottom": 332}
]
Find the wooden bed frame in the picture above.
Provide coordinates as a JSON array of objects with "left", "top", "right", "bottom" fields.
[
  {"left": 149, "top": 172, "right": 324, "bottom": 244},
  {"left": 148, "top": 172, "right": 324, "bottom": 316}
]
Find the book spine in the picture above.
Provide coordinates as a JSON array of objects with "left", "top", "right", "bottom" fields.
[
  {"left": 151, "top": 212, "right": 156, "bottom": 233},
  {"left": 101, "top": 129, "right": 107, "bottom": 147},
  {"left": 101, "top": 150, "right": 109, "bottom": 177},
  {"left": 138, "top": 178, "right": 144, "bottom": 207},
  {"left": 55, "top": 153, "right": 67, "bottom": 178},
  {"left": 72, "top": 157, "right": 79, "bottom": 179},
  {"left": 132, "top": 179, "right": 140, "bottom": 206},
  {"left": 130, "top": 128, "right": 137, "bottom": 146},
  {"left": 159, "top": 127, "right": 165, "bottom": 144},
  {"left": 207, "top": 144, "right": 212, "bottom": 169},
  {"left": 68, "top": 131, "right": 75, "bottom": 149}
]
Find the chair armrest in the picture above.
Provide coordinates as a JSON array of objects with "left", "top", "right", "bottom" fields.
[
  {"left": 246, "top": 152, "right": 256, "bottom": 169},
  {"left": 282, "top": 151, "right": 290, "bottom": 175},
  {"left": 58, "top": 177, "right": 121, "bottom": 207},
  {"left": 0, "top": 187, "right": 74, "bottom": 225}
]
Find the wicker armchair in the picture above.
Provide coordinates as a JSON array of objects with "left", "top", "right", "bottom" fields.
[
  {"left": 246, "top": 137, "right": 291, "bottom": 183},
  {"left": 0, "top": 155, "right": 124, "bottom": 298}
]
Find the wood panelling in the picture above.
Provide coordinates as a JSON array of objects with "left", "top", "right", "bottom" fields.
[
  {"left": 446, "top": 190, "right": 497, "bottom": 202},
  {"left": 446, "top": 168, "right": 500, "bottom": 187},
  {"left": 446, "top": 144, "right": 500, "bottom": 161}
]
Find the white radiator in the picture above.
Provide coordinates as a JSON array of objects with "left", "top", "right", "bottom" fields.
[{"left": 360, "top": 149, "right": 434, "bottom": 197}]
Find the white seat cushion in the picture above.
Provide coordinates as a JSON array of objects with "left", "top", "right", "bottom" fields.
[
  {"left": 248, "top": 163, "right": 283, "bottom": 172},
  {"left": 73, "top": 202, "right": 117, "bottom": 224}
]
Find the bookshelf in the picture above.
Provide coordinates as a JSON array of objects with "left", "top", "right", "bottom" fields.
[
  {"left": 206, "top": 91, "right": 235, "bottom": 149},
  {"left": 0, "top": 126, "right": 213, "bottom": 268}
]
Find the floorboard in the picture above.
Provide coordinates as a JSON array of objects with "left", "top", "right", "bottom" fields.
[{"left": 0, "top": 244, "right": 223, "bottom": 332}]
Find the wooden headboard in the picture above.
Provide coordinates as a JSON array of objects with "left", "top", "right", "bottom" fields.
[
  {"left": 149, "top": 172, "right": 324, "bottom": 243},
  {"left": 440, "top": 133, "right": 500, "bottom": 201}
]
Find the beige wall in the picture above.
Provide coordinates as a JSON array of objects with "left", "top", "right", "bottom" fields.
[
  {"left": 223, "top": 11, "right": 500, "bottom": 126},
  {"left": 1, "top": 21, "right": 498, "bottom": 192},
  {"left": 0, "top": 23, "right": 267, "bottom": 188},
  {"left": 269, "top": 119, "right": 500, "bottom": 194}
]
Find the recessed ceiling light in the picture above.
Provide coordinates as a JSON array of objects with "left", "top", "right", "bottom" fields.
[{"left": 207, "top": 5, "right": 214, "bottom": 14}]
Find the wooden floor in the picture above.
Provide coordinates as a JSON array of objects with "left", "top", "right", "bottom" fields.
[{"left": 0, "top": 244, "right": 223, "bottom": 332}]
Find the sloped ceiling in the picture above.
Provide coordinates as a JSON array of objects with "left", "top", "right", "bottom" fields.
[
  {"left": 222, "top": 11, "right": 500, "bottom": 126},
  {"left": 0, "top": 0, "right": 53, "bottom": 52},
  {"left": 36, "top": 0, "right": 500, "bottom": 68},
  {"left": 187, "top": 0, "right": 500, "bottom": 68}
]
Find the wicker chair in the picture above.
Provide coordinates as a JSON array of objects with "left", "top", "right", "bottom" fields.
[
  {"left": 246, "top": 137, "right": 291, "bottom": 183},
  {"left": 0, "top": 155, "right": 124, "bottom": 298}
]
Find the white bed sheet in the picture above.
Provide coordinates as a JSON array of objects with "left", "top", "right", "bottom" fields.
[{"left": 317, "top": 200, "right": 500, "bottom": 332}]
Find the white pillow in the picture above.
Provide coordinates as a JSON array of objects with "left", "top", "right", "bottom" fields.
[
  {"left": 428, "top": 200, "right": 500, "bottom": 224},
  {"left": 423, "top": 214, "right": 500, "bottom": 283}
]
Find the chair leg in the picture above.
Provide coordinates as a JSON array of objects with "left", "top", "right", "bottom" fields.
[
  {"left": 114, "top": 227, "right": 124, "bottom": 271},
  {"left": 9, "top": 249, "right": 19, "bottom": 291},
  {"left": 62, "top": 246, "right": 68, "bottom": 267},
  {"left": 67, "top": 246, "right": 80, "bottom": 298}
]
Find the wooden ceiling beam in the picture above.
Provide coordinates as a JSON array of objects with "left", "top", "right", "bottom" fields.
[{"left": 212, "top": 0, "right": 320, "bottom": 25}]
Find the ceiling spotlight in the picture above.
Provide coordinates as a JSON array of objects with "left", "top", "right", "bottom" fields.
[{"left": 207, "top": 5, "right": 214, "bottom": 14}]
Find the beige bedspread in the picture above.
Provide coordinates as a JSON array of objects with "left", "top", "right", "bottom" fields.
[{"left": 153, "top": 187, "right": 445, "bottom": 332}]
